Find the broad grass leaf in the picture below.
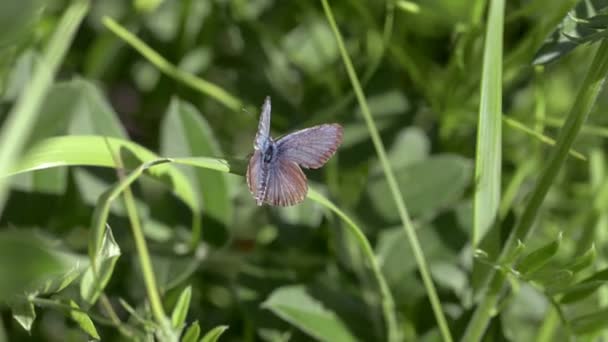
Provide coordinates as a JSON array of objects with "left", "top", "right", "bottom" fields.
[
  {"left": 262, "top": 285, "right": 357, "bottom": 342},
  {"left": 80, "top": 227, "right": 121, "bottom": 305},
  {"left": 160, "top": 98, "right": 232, "bottom": 233},
  {"left": 367, "top": 155, "right": 472, "bottom": 221},
  {"left": 200, "top": 325, "right": 229, "bottom": 342},
  {"left": 171, "top": 286, "right": 192, "bottom": 329},
  {"left": 473, "top": 0, "right": 503, "bottom": 246},
  {"left": 282, "top": 17, "right": 338, "bottom": 74},
  {"left": 9, "top": 135, "right": 199, "bottom": 215},
  {"left": 69, "top": 300, "right": 100, "bottom": 339}
]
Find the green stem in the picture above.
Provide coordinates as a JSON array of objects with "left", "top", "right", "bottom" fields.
[
  {"left": 308, "top": 190, "right": 398, "bottom": 342},
  {"left": 0, "top": 0, "right": 89, "bottom": 214},
  {"left": 462, "top": 40, "right": 608, "bottom": 342},
  {"left": 102, "top": 16, "right": 243, "bottom": 113},
  {"left": 321, "top": 1, "right": 452, "bottom": 341}
]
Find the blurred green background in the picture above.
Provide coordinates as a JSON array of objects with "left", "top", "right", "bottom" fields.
[{"left": 2, "top": 0, "right": 608, "bottom": 341}]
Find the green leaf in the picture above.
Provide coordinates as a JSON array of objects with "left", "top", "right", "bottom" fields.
[
  {"left": 0, "top": 0, "right": 44, "bottom": 48},
  {"left": 262, "top": 285, "right": 357, "bottom": 342},
  {"left": 69, "top": 300, "right": 100, "bottom": 339},
  {"left": 517, "top": 232, "right": 562, "bottom": 276},
  {"left": 557, "top": 268, "right": 608, "bottom": 304},
  {"left": 11, "top": 301, "right": 35, "bottom": 332},
  {"left": 367, "top": 155, "right": 472, "bottom": 221},
  {"left": 171, "top": 286, "right": 192, "bottom": 329},
  {"left": 181, "top": 321, "right": 200, "bottom": 342},
  {"left": 565, "top": 245, "right": 596, "bottom": 274},
  {"left": 199, "top": 325, "right": 229, "bottom": 342},
  {"left": 80, "top": 226, "right": 121, "bottom": 305},
  {"left": 571, "top": 307, "right": 608, "bottom": 336},
  {"left": 0, "top": 231, "right": 68, "bottom": 301},
  {"left": 473, "top": 0, "right": 503, "bottom": 246}
]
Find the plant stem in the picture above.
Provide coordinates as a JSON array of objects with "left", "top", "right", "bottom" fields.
[
  {"left": 321, "top": 1, "right": 453, "bottom": 341},
  {"left": 308, "top": 190, "right": 399, "bottom": 342},
  {"left": 462, "top": 40, "right": 608, "bottom": 342},
  {"left": 0, "top": 0, "right": 89, "bottom": 214},
  {"left": 102, "top": 17, "right": 243, "bottom": 113}
]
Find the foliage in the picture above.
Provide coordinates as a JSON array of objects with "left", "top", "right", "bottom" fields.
[{"left": 2, "top": 0, "right": 608, "bottom": 341}]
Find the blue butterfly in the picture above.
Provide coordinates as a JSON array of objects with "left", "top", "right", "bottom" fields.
[{"left": 247, "top": 97, "right": 343, "bottom": 206}]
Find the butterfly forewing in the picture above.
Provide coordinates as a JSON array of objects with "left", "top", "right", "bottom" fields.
[
  {"left": 264, "top": 158, "right": 308, "bottom": 206},
  {"left": 276, "top": 124, "right": 343, "bottom": 169},
  {"left": 254, "top": 96, "right": 272, "bottom": 150}
]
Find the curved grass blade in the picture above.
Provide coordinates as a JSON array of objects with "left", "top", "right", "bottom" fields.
[
  {"left": 8, "top": 135, "right": 199, "bottom": 214},
  {"left": 102, "top": 16, "right": 243, "bottom": 113}
]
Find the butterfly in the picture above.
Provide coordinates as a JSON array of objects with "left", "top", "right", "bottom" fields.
[{"left": 246, "top": 96, "right": 343, "bottom": 206}]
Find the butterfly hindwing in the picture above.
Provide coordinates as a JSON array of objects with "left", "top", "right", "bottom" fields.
[
  {"left": 264, "top": 158, "right": 308, "bottom": 206},
  {"left": 276, "top": 124, "right": 343, "bottom": 169},
  {"left": 246, "top": 150, "right": 268, "bottom": 206}
]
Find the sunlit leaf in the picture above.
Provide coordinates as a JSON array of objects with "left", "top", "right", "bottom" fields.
[
  {"left": 200, "top": 325, "right": 229, "bottom": 342},
  {"left": 80, "top": 227, "right": 121, "bottom": 305},
  {"left": 171, "top": 286, "right": 192, "bottom": 329},
  {"left": 69, "top": 300, "right": 100, "bottom": 339}
]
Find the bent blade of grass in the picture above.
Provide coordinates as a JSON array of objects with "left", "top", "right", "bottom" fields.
[
  {"left": 503, "top": 116, "right": 586, "bottom": 161},
  {"left": 321, "top": 1, "right": 451, "bottom": 341},
  {"left": 0, "top": 0, "right": 89, "bottom": 215},
  {"left": 473, "top": 0, "right": 504, "bottom": 247},
  {"left": 8, "top": 135, "right": 199, "bottom": 213},
  {"left": 463, "top": 40, "right": 608, "bottom": 342},
  {"left": 102, "top": 17, "right": 244, "bottom": 113},
  {"left": 307, "top": 189, "right": 397, "bottom": 342}
]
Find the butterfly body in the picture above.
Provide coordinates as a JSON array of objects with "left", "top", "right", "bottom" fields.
[{"left": 247, "top": 97, "right": 343, "bottom": 206}]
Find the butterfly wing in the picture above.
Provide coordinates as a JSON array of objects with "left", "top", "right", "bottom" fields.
[
  {"left": 264, "top": 158, "right": 308, "bottom": 206},
  {"left": 254, "top": 96, "right": 272, "bottom": 150},
  {"left": 276, "top": 124, "right": 343, "bottom": 169},
  {"left": 246, "top": 150, "right": 268, "bottom": 206}
]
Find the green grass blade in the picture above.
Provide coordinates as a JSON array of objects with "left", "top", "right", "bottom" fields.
[
  {"left": 321, "top": 1, "right": 451, "bottom": 341},
  {"left": 8, "top": 135, "right": 199, "bottom": 214},
  {"left": 102, "top": 16, "right": 244, "bottom": 113},
  {"left": 473, "top": 0, "right": 504, "bottom": 246},
  {"left": 308, "top": 189, "right": 397, "bottom": 342},
  {"left": 463, "top": 39, "right": 608, "bottom": 342},
  {"left": 0, "top": 0, "right": 89, "bottom": 214}
]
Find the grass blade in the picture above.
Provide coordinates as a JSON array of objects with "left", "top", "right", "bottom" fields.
[
  {"left": 102, "top": 16, "right": 244, "bottom": 113},
  {"left": 321, "top": 1, "right": 451, "bottom": 341},
  {"left": 0, "top": 0, "right": 89, "bottom": 214},
  {"left": 473, "top": 0, "right": 504, "bottom": 247}
]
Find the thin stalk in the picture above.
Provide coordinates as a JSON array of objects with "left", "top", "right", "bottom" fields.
[
  {"left": 462, "top": 40, "right": 608, "bottom": 342},
  {"left": 321, "top": 1, "right": 452, "bottom": 341},
  {"left": 308, "top": 190, "right": 398, "bottom": 342},
  {"left": 0, "top": 0, "right": 89, "bottom": 214},
  {"left": 102, "top": 17, "right": 243, "bottom": 113},
  {"left": 110, "top": 154, "right": 175, "bottom": 340}
]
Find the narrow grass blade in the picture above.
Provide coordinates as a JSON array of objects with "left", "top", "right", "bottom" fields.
[
  {"left": 0, "top": 0, "right": 89, "bottom": 214},
  {"left": 102, "top": 16, "right": 243, "bottom": 113},
  {"left": 320, "top": 1, "right": 451, "bottom": 341},
  {"left": 473, "top": 0, "right": 504, "bottom": 246}
]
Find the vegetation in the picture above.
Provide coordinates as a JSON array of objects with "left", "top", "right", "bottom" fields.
[{"left": 2, "top": 0, "right": 608, "bottom": 341}]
